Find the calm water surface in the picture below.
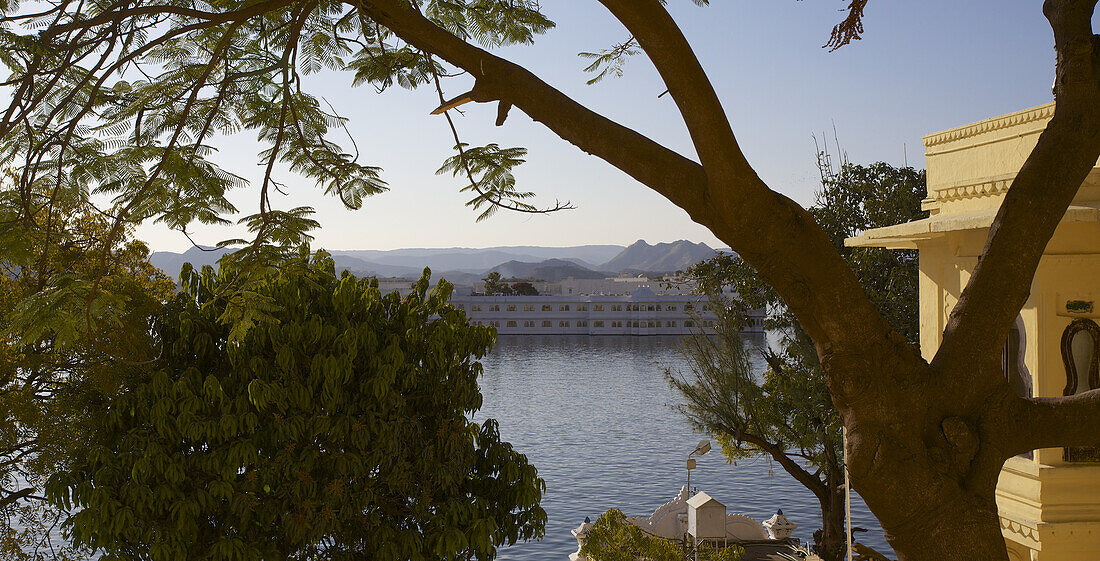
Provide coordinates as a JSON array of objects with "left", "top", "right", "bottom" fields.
[{"left": 473, "top": 335, "right": 894, "bottom": 560}]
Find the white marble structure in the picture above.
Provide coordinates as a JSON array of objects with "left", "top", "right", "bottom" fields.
[
  {"left": 687, "top": 492, "right": 728, "bottom": 540},
  {"left": 763, "top": 509, "right": 798, "bottom": 540}
]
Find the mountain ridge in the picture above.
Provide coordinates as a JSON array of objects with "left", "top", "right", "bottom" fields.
[
  {"left": 599, "top": 240, "right": 718, "bottom": 273},
  {"left": 149, "top": 240, "right": 725, "bottom": 283}
]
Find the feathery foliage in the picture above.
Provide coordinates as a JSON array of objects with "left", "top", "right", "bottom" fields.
[
  {"left": 437, "top": 143, "right": 534, "bottom": 222},
  {"left": 0, "top": 0, "right": 561, "bottom": 280}
]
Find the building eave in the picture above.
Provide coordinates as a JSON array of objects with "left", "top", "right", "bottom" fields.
[{"left": 844, "top": 204, "right": 1100, "bottom": 249}]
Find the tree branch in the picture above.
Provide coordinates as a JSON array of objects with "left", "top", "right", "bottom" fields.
[
  {"left": 355, "top": 0, "right": 904, "bottom": 377},
  {"left": 0, "top": 487, "right": 40, "bottom": 510},
  {"left": 595, "top": 2, "right": 912, "bottom": 378},
  {"left": 353, "top": 0, "right": 711, "bottom": 220},
  {"left": 586, "top": 1, "right": 905, "bottom": 366},
  {"left": 45, "top": 0, "right": 295, "bottom": 36},
  {"left": 1009, "top": 389, "right": 1100, "bottom": 454},
  {"left": 596, "top": 0, "right": 750, "bottom": 191},
  {"left": 935, "top": 0, "right": 1100, "bottom": 377},
  {"left": 718, "top": 421, "right": 829, "bottom": 501}
]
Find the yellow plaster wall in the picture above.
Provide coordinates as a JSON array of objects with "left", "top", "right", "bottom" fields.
[
  {"left": 921, "top": 102, "right": 1100, "bottom": 218},
  {"left": 913, "top": 104, "right": 1100, "bottom": 560},
  {"left": 923, "top": 104, "right": 1052, "bottom": 191},
  {"left": 844, "top": 102, "right": 1100, "bottom": 560}
]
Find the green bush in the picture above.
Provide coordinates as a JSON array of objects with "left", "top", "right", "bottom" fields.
[{"left": 47, "top": 252, "right": 545, "bottom": 561}]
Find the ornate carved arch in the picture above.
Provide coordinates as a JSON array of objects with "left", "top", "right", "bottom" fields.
[
  {"left": 1061, "top": 318, "right": 1100, "bottom": 462},
  {"left": 1061, "top": 318, "right": 1100, "bottom": 396}
]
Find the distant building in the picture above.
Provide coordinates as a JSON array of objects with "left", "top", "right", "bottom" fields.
[
  {"left": 557, "top": 275, "right": 685, "bottom": 296},
  {"left": 450, "top": 287, "right": 765, "bottom": 336},
  {"left": 375, "top": 278, "right": 419, "bottom": 296}
]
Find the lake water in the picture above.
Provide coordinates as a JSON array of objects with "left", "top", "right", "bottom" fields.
[{"left": 474, "top": 335, "right": 894, "bottom": 560}]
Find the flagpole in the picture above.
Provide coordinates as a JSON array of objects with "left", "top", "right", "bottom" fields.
[{"left": 844, "top": 426, "right": 853, "bottom": 561}]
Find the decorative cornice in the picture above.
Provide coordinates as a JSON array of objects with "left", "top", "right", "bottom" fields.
[
  {"left": 923, "top": 103, "right": 1055, "bottom": 148},
  {"left": 931, "top": 178, "right": 1013, "bottom": 202},
  {"left": 1000, "top": 516, "right": 1040, "bottom": 542}
]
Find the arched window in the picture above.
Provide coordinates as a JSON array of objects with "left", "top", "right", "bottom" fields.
[
  {"left": 1002, "top": 316, "right": 1032, "bottom": 399},
  {"left": 1002, "top": 315, "right": 1033, "bottom": 459},
  {"left": 1061, "top": 318, "right": 1100, "bottom": 462}
]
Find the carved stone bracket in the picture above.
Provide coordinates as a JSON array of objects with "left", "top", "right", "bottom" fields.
[{"left": 931, "top": 178, "right": 1013, "bottom": 203}]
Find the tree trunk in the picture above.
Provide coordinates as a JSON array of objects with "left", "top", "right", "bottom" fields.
[
  {"left": 883, "top": 495, "right": 1007, "bottom": 561},
  {"left": 832, "top": 353, "right": 1017, "bottom": 561},
  {"left": 816, "top": 486, "right": 847, "bottom": 561}
]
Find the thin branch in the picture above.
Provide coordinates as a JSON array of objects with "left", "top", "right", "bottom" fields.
[
  {"left": 422, "top": 50, "right": 570, "bottom": 216},
  {"left": 46, "top": 0, "right": 295, "bottom": 36},
  {"left": 353, "top": 0, "right": 710, "bottom": 220}
]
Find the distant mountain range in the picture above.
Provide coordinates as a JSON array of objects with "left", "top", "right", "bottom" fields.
[
  {"left": 149, "top": 246, "right": 234, "bottom": 278},
  {"left": 149, "top": 240, "right": 728, "bottom": 284},
  {"left": 328, "top": 245, "right": 621, "bottom": 272}
]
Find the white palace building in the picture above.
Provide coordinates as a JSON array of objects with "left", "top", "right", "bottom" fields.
[{"left": 451, "top": 286, "right": 766, "bottom": 336}]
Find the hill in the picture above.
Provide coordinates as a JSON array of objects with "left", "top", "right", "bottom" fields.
[
  {"left": 151, "top": 246, "right": 425, "bottom": 279},
  {"left": 150, "top": 246, "right": 233, "bottom": 277},
  {"left": 490, "top": 259, "right": 606, "bottom": 282},
  {"left": 600, "top": 240, "right": 718, "bottom": 273}
]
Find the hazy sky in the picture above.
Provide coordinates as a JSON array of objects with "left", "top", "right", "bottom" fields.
[{"left": 138, "top": 0, "right": 1070, "bottom": 252}]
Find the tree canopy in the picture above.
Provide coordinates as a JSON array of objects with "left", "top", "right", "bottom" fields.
[
  {"left": 45, "top": 253, "right": 546, "bottom": 561},
  {"left": 511, "top": 281, "right": 538, "bottom": 296},
  {"left": 481, "top": 272, "right": 513, "bottom": 296}
]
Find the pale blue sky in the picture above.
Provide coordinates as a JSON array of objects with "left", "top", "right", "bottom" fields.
[{"left": 139, "top": 0, "right": 1070, "bottom": 252}]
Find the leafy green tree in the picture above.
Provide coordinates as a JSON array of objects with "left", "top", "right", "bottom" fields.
[
  {"left": 672, "top": 308, "right": 845, "bottom": 560},
  {"left": 482, "top": 272, "right": 514, "bottom": 296},
  {"left": 2, "top": 1, "right": 1100, "bottom": 559},
  {"left": 672, "top": 160, "right": 925, "bottom": 561},
  {"left": 46, "top": 252, "right": 546, "bottom": 561},
  {"left": 809, "top": 161, "right": 924, "bottom": 342},
  {"left": 511, "top": 282, "right": 539, "bottom": 296},
  {"left": 0, "top": 164, "right": 548, "bottom": 558}
]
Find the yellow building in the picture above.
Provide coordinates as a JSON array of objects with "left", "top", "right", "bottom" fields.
[{"left": 846, "top": 102, "right": 1100, "bottom": 561}]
